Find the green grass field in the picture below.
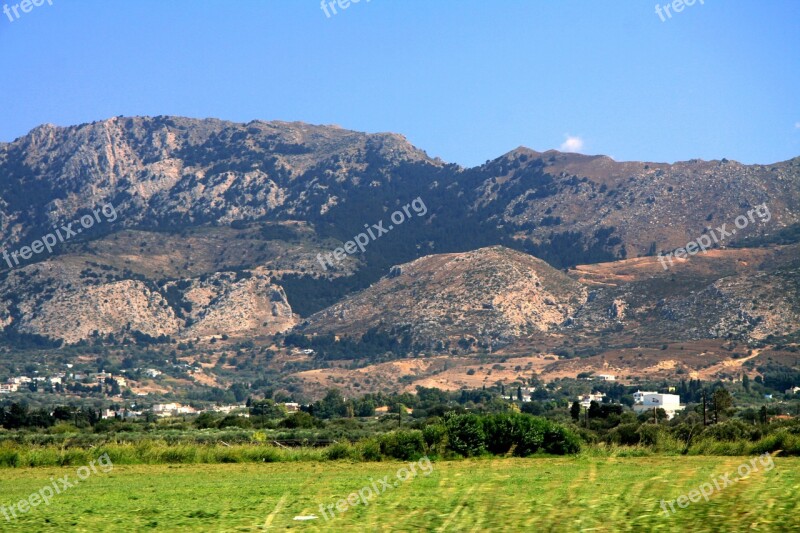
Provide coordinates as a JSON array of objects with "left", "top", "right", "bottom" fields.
[{"left": 1, "top": 456, "right": 797, "bottom": 532}]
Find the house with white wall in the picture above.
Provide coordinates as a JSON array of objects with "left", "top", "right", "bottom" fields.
[{"left": 633, "top": 392, "right": 685, "bottom": 419}]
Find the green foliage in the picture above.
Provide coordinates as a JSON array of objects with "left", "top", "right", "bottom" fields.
[
  {"left": 325, "top": 442, "right": 356, "bottom": 461},
  {"left": 357, "top": 438, "right": 383, "bottom": 462},
  {"left": 279, "top": 411, "right": 319, "bottom": 429},
  {"left": 422, "top": 423, "right": 448, "bottom": 455},
  {"left": 249, "top": 399, "right": 287, "bottom": 419},
  {"left": 570, "top": 401, "right": 581, "bottom": 421},
  {"left": 284, "top": 328, "right": 413, "bottom": 362},
  {"left": 379, "top": 430, "right": 426, "bottom": 461},
  {"left": 443, "top": 413, "right": 486, "bottom": 457},
  {"left": 483, "top": 414, "right": 521, "bottom": 455}
]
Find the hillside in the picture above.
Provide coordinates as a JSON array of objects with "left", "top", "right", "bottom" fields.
[
  {"left": 303, "top": 246, "right": 587, "bottom": 349},
  {"left": 0, "top": 116, "right": 798, "bottom": 397}
]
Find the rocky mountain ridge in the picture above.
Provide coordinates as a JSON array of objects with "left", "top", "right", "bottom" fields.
[{"left": 0, "top": 116, "right": 798, "bottom": 351}]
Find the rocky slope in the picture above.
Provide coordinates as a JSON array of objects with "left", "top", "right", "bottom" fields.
[
  {"left": 0, "top": 116, "right": 439, "bottom": 246},
  {"left": 0, "top": 260, "right": 297, "bottom": 344},
  {"left": 303, "top": 246, "right": 587, "bottom": 349},
  {"left": 2, "top": 116, "right": 798, "bottom": 267},
  {"left": 470, "top": 148, "right": 800, "bottom": 258},
  {"left": 303, "top": 244, "right": 800, "bottom": 350},
  {"left": 0, "top": 115, "right": 798, "bottom": 350}
]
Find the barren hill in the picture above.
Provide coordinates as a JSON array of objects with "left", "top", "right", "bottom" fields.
[{"left": 303, "top": 246, "right": 587, "bottom": 349}]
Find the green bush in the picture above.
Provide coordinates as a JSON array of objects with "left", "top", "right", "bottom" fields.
[
  {"left": 279, "top": 412, "right": 318, "bottom": 429},
  {"left": 422, "top": 423, "right": 447, "bottom": 455},
  {"left": 607, "top": 423, "right": 642, "bottom": 446},
  {"left": 514, "top": 417, "right": 546, "bottom": 457},
  {"left": 443, "top": 413, "right": 486, "bottom": 457},
  {"left": 380, "top": 430, "right": 426, "bottom": 461},
  {"left": 218, "top": 415, "right": 252, "bottom": 429},
  {"left": 749, "top": 430, "right": 799, "bottom": 455},
  {"left": 703, "top": 420, "right": 757, "bottom": 442},
  {"left": 541, "top": 423, "right": 582, "bottom": 455},
  {"left": 0, "top": 444, "right": 20, "bottom": 467},
  {"left": 325, "top": 442, "right": 354, "bottom": 461},
  {"left": 357, "top": 438, "right": 383, "bottom": 462},
  {"left": 243, "top": 446, "right": 282, "bottom": 463},
  {"left": 483, "top": 414, "right": 520, "bottom": 455}
]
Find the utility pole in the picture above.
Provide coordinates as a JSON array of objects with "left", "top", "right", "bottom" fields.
[{"left": 702, "top": 390, "right": 707, "bottom": 427}]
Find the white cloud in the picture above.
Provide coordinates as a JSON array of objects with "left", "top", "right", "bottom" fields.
[
  {"left": 795, "top": 121, "right": 800, "bottom": 129},
  {"left": 560, "top": 135, "right": 584, "bottom": 153}
]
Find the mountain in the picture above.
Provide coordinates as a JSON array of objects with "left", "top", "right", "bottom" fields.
[
  {"left": 0, "top": 116, "right": 798, "bottom": 397},
  {"left": 302, "top": 246, "right": 587, "bottom": 349},
  {"left": 0, "top": 261, "right": 296, "bottom": 344},
  {"left": 3, "top": 116, "right": 798, "bottom": 268}
]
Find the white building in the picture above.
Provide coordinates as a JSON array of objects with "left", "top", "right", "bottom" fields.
[
  {"left": 0, "top": 383, "right": 19, "bottom": 393},
  {"left": 597, "top": 374, "right": 616, "bottom": 381},
  {"left": 153, "top": 403, "right": 180, "bottom": 415},
  {"left": 633, "top": 392, "right": 685, "bottom": 420},
  {"left": 578, "top": 392, "right": 606, "bottom": 409},
  {"left": 633, "top": 390, "right": 657, "bottom": 404},
  {"left": 208, "top": 404, "right": 247, "bottom": 414},
  {"left": 152, "top": 403, "right": 197, "bottom": 417},
  {"left": 92, "top": 372, "right": 112, "bottom": 383}
]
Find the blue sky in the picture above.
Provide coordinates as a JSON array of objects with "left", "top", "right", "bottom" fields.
[{"left": 0, "top": 0, "right": 798, "bottom": 167}]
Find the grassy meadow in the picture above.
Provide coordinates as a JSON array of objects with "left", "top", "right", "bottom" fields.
[{"left": 0, "top": 456, "right": 797, "bottom": 532}]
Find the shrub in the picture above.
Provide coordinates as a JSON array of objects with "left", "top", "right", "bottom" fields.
[
  {"left": 443, "top": 413, "right": 486, "bottom": 457},
  {"left": 541, "top": 423, "right": 582, "bottom": 455},
  {"left": 514, "top": 417, "right": 546, "bottom": 457},
  {"left": 380, "top": 430, "right": 426, "bottom": 461},
  {"left": 422, "top": 424, "right": 448, "bottom": 455},
  {"left": 325, "top": 442, "right": 355, "bottom": 461},
  {"left": 357, "top": 438, "right": 383, "bottom": 462},
  {"left": 703, "top": 420, "right": 755, "bottom": 442},
  {"left": 0, "top": 444, "right": 20, "bottom": 467},
  {"left": 279, "top": 412, "right": 318, "bottom": 429},
  {"left": 218, "top": 415, "right": 252, "bottom": 429},
  {"left": 607, "top": 424, "right": 641, "bottom": 446},
  {"left": 483, "top": 414, "right": 522, "bottom": 455}
]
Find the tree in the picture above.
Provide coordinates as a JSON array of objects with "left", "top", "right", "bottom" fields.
[
  {"left": 588, "top": 400, "right": 602, "bottom": 419},
  {"left": 354, "top": 398, "right": 376, "bottom": 417},
  {"left": 249, "top": 399, "right": 287, "bottom": 419},
  {"left": 742, "top": 374, "right": 751, "bottom": 392},
  {"left": 712, "top": 388, "right": 733, "bottom": 424},
  {"left": 517, "top": 386, "right": 523, "bottom": 401},
  {"left": 315, "top": 389, "right": 348, "bottom": 419},
  {"left": 570, "top": 401, "right": 581, "bottom": 421}
]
